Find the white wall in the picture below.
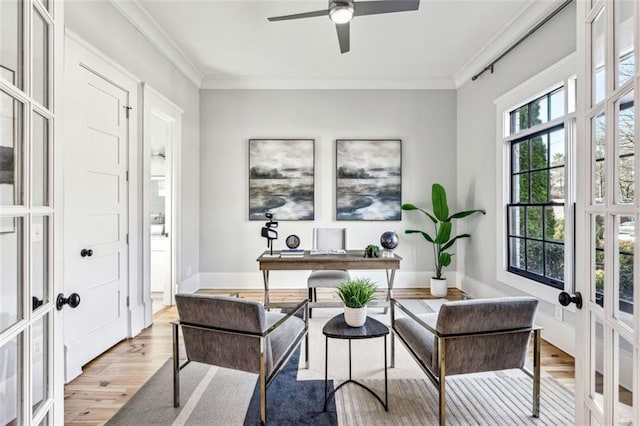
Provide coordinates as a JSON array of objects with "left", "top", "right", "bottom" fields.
[
  {"left": 456, "top": 2, "right": 577, "bottom": 352},
  {"left": 199, "top": 89, "right": 460, "bottom": 289},
  {"left": 65, "top": 1, "right": 200, "bottom": 285}
]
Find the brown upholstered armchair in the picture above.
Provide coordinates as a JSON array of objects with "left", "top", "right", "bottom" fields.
[
  {"left": 391, "top": 297, "right": 541, "bottom": 426},
  {"left": 173, "top": 294, "right": 309, "bottom": 425}
]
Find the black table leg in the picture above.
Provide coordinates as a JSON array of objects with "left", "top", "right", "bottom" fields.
[
  {"left": 384, "top": 334, "right": 388, "bottom": 411},
  {"left": 323, "top": 336, "right": 329, "bottom": 412}
]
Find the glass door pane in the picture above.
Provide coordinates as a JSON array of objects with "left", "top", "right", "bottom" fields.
[
  {"left": 0, "top": 90, "right": 24, "bottom": 206},
  {"left": 0, "top": 217, "right": 24, "bottom": 334},
  {"left": 616, "top": 333, "right": 634, "bottom": 424},
  {"left": 593, "top": 113, "right": 606, "bottom": 204},
  {"left": 616, "top": 91, "right": 635, "bottom": 204},
  {"left": 32, "top": 113, "right": 49, "bottom": 207},
  {"left": 0, "top": 334, "right": 23, "bottom": 425},
  {"left": 32, "top": 314, "right": 49, "bottom": 415},
  {"left": 591, "top": 313, "right": 606, "bottom": 412},
  {"left": 32, "top": 8, "right": 49, "bottom": 108},
  {"left": 615, "top": 215, "right": 634, "bottom": 326},
  {"left": 0, "top": 0, "right": 23, "bottom": 89},
  {"left": 31, "top": 216, "right": 49, "bottom": 310},
  {"left": 614, "top": 0, "right": 635, "bottom": 87},
  {"left": 592, "top": 9, "right": 606, "bottom": 105},
  {"left": 594, "top": 214, "right": 606, "bottom": 308}
]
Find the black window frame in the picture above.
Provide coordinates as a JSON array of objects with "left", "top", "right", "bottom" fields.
[{"left": 507, "top": 123, "right": 566, "bottom": 289}]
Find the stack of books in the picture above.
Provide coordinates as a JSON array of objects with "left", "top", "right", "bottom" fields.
[{"left": 280, "top": 249, "right": 304, "bottom": 258}]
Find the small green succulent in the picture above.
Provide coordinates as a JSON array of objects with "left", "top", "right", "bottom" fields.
[{"left": 364, "top": 244, "right": 380, "bottom": 258}]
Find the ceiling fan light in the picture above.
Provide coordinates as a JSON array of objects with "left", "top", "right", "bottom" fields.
[{"left": 329, "top": 3, "right": 354, "bottom": 24}]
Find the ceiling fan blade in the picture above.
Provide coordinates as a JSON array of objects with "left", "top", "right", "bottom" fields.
[
  {"left": 354, "top": 0, "right": 420, "bottom": 17},
  {"left": 268, "top": 9, "right": 329, "bottom": 22},
  {"left": 336, "top": 22, "right": 350, "bottom": 54}
]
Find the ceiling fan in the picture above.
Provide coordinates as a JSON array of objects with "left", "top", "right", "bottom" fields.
[{"left": 268, "top": 0, "right": 420, "bottom": 54}]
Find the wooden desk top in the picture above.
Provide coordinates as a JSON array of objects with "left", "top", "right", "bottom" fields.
[{"left": 257, "top": 250, "right": 402, "bottom": 271}]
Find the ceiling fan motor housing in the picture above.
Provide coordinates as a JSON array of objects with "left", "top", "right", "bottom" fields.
[{"left": 329, "top": 0, "right": 355, "bottom": 24}]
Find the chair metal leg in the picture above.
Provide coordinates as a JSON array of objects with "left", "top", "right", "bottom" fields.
[
  {"left": 390, "top": 303, "right": 395, "bottom": 368},
  {"left": 438, "top": 338, "right": 446, "bottom": 426},
  {"left": 308, "top": 288, "right": 313, "bottom": 318},
  {"left": 532, "top": 329, "right": 541, "bottom": 418},
  {"left": 260, "top": 339, "right": 267, "bottom": 425},
  {"left": 304, "top": 303, "right": 310, "bottom": 369},
  {"left": 172, "top": 322, "right": 180, "bottom": 407}
]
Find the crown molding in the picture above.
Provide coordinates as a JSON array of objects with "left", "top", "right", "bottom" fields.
[
  {"left": 200, "top": 76, "right": 456, "bottom": 90},
  {"left": 109, "top": 0, "right": 204, "bottom": 88},
  {"left": 453, "top": 0, "right": 568, "bottom": 88}
]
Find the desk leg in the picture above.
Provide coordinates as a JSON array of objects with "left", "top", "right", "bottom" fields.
[
  {"left": 262, "top": 270, "right": 270, "bottom": 307},
  {"left": 384, "top": 269, "right": 396, "bottom": 314}
]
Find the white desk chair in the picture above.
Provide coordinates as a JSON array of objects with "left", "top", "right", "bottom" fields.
[{"left": 307, "top": 228, "right": 350, "bottom": 317}]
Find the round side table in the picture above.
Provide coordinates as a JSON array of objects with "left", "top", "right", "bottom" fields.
[{"left": 322, "top": 313, "right": 389, "bottom": 412}]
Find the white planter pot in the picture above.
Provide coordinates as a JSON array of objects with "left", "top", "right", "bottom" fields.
[
  {"left": 430, "top": 277, "right": 448, "bottom": 297},
  {"left": 344, "top": 306, "right": 367, "bottom": 327}
]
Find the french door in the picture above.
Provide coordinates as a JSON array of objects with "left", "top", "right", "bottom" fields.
[
  {"left": 0, "top": 0, "right": 62, "bottom": 424},
  {"left": 577, "top": 0, "right": 638, "bottom": 424}
]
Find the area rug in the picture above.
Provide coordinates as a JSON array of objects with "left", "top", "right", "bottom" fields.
[{"left": 106, "top": 302, "right": 575, "bottom": 425}]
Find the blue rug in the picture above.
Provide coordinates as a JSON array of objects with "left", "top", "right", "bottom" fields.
[{"left": 244, "top": 349, "right": 337, "bottom": 425}]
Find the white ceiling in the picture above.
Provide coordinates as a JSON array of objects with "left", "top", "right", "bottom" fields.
[{"left": 122, "top": 0, "right": 555, "bottom": 89}]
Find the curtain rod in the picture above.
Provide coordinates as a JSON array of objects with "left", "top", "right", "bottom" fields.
[{"left": 471, "top": 0, "right": 574, "bottom": 82}]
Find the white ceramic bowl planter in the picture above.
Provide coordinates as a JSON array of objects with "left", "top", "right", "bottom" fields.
[{"left": 344, "top": 306, "right": 367, "bottom": 327}]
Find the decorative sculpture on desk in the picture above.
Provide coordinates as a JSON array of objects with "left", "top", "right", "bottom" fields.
[
  {"left": 261, "top": 212, "right": 278, "bottom": 255},
  {"left": 380, "top": 231, "right": 399, "bottom": 257}
]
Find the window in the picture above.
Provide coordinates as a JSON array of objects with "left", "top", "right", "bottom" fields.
[
  {"left": 496, "top": 60, "right": 577, "bottom": 296},
  {"left": 506, "top": 87, "right": 569, "bottom": 288}
]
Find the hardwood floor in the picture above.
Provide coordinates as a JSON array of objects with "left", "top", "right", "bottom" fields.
[{"left": 64, "top": 288, "right": 576, "bottom": 425}]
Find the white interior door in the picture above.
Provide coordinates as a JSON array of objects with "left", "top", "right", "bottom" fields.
[
  {"left": 63, "top": 41, "right": 130, "bottom": 381},
  {"left": 576, "top": 0, "right": 638, "bottom": 424}
]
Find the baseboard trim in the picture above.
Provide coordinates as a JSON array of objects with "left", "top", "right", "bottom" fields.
[
  {"left": 179, "top": 273, "right": 200, "bottom": 294},
  {"left": 129, "top": 304, "right": 146, "bottom": 337}
]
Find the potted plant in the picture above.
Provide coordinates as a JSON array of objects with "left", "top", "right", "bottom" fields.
[
  {"left": 336, "top": 278, "right": 377, "bottom": 327},
  {"left": 402, "top": 183, "right": 485, "bottom": 297}
]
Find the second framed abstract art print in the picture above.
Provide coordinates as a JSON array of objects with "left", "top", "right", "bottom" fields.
[{"left": 336, "top": 139, "right": 402, "bottom": 221}]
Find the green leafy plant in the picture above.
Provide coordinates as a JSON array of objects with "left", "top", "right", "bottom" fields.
[
  {"left": 364, "top": 244, "right": 380, "bottom": 258},
  {"left": 402, "top": 183, "right": 485, "bottom": 279},
  {"left": 336, "top": 278, "right": 377, "bottom": 308}
]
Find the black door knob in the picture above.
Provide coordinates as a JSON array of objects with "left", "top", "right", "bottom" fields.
[
  {"left": 80, "top": 248, "right": 93, "bottom": 257},
  {"left": 56, "top": 293, "right": 81, "bottom": 311},
  {"left": 558, "top": 291, "right": 582, "bottom": 309}
]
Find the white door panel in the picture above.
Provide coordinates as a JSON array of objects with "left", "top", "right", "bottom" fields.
[{"left": 63, "top": 47, "right": 130, "bottom": 381}]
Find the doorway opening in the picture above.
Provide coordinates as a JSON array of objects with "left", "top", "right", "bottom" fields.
[{"left": 143, "top": 84, "right": 182, "bottom": 323}]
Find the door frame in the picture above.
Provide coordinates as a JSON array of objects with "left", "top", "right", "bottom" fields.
[
  {"left": 142, "top": 83, "right": 183, "bottom": 325},
  {"left": 63, "top": 30, "right": 145, "bottom": 349}
]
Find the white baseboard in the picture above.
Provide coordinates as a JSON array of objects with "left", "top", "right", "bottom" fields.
[
  {"left": 197, "top": 271, "right": 460, "bottom": 290},
  {"left": 179, "top": 273, "right": 200, "bottom": 294},
  {"left": 129, "top": 304, "right": 147, "bottom": 337},
  {"left": 459, "top": 275, "right": 575, "bottom": 356}
]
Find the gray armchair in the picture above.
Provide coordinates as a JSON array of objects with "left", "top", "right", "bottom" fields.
[
  {"left": 391, "top": 297, "right": 541, "bottom": 426},
  {"left": 173, "top": 294, "right": 309, "bottom": 425}
]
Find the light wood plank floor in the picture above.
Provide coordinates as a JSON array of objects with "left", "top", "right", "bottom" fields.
[{"left": 64, "top": 288, "right": 576, "bottom": 425}]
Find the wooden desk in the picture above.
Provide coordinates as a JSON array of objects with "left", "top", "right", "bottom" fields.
[{"left": 257, "top": 250, "right": 402, "bottom": 312}]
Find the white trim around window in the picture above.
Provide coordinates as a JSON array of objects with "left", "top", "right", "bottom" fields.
[{"left": 494, "top": 53, "right": 577, "bottom": 305}]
